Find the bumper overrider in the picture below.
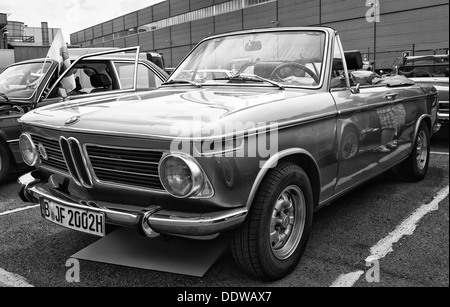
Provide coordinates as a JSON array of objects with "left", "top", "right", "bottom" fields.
[{"left": 18, "top": 172, "right": 248, "bottom": 238}]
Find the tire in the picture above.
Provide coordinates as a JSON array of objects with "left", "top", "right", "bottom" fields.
[
  {"left": 230, "top": 162, "right": 313, "bottom": 280},
  {"left": 397, "top": 122, "right": 430, "bottom": 182},
  {"left": 0, "top": 143, "right": 11, "bottom": 185},
  {"left": 340, "top": 126, "right": 360, "bottom": 160}
]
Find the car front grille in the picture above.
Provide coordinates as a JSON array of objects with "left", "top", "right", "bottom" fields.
[
  {"left": 85, "top": 145, "right": 164, "bottom": 190},
  {"left": 30, "top": 135, "right": 164, "bottom": 191},
  {"left": 31, "top": 135, "right": 68, "bottom": 174}
]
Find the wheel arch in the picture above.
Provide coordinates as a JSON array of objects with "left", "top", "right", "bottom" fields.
[
  {"left": 409, "top": 115, "right": 432, "bottom": 155},
  {"left": 245, "top": 148, "right": 321, "bottom": 210}
]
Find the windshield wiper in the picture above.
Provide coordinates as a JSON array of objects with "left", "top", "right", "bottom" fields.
[
  {"left": 214, "top": 74, "right": 285, "bottom": 90},
  {"left": 162, "top": 79, "right": 202, "bottom": 88},
  {"left": 0, "top": 93, "right": 10, "bottom": 103}
]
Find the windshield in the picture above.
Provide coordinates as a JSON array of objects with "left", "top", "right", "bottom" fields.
[
  {"left": 169, "top": 30, "right": 327, "bottom": 88},
  {"left": 0, "top": 62, "right": 52, "bottom": 99}
]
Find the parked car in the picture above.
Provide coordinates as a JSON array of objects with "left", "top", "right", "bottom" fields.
[
  {"left": 397, "top": 54, "right": 449, "bottom": 129},
  {"left": 0, "top": 47, "right": 168, "bottom": 183},
  {"left": 18, "top": 27, "right": 439, "bottom": 280}
]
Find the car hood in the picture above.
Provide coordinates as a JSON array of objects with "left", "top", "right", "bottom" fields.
[{"left": 20, "top": 87, "right": 318, "bottom": 139}]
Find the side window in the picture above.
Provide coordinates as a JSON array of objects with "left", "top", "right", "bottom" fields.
[
  {"left": 114, "top": 62, "right": 163, "bottom": 90},
  {"left": 331, "top": 39, "right": 348, "bottom": 89},
  {"left": 46, "top": 61, "right": 113, "bottom": 98},
  {"left": 69, "top": 62, "right": 113, "bottom": 96}
]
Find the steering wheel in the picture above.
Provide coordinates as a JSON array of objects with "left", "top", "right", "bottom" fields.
[{"left": 270, "top": 62, "right": 320, "bottom": 84}]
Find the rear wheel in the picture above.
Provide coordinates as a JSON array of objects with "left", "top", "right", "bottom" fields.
[
  {"left": 230, "top": 162, "right": 313, "bottom": 280},
  {"left": 397, "top": 122, "right": 430, "bottom": 181},
  {"left": 0, "top": 143, "right": 11, "bottom": 185}
]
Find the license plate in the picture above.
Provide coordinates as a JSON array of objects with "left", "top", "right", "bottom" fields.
[{"left": 40, "top": 198, "right": 105, "bottom": 237}]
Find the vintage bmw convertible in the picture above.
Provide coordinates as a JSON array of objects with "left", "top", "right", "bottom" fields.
[{"left": 17, "top": 27, "right": 440, "bottom": 280}]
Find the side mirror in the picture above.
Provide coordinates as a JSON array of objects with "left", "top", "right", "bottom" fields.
[
  {"left": 58, "top": 87, "right": 68, "bottom": 100},
  {"left": 351, "top": 83, "right": 361, "bottom": 94}
]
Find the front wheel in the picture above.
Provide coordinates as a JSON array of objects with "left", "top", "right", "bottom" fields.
[
  {"left": 230, "top": 162, "right": 313, "bottom": 280},
  {"left": 397, "top": 122, "right": 430, "bottom": 181}
]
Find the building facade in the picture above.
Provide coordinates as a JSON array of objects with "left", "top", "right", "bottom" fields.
[{"left": 70, "top": 0, "right": 449, "bottom": 69}]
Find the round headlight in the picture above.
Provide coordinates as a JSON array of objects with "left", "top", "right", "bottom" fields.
[
  {"left": 159, "top": 155, "right": 204, "bottom": 198},
  {"left": 19, "top": 133, "right": 39, "bottom": 166}
]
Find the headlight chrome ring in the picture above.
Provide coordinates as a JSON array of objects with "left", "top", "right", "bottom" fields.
[
  {"left": 158, "top": 154, "right": 204, "bottom": 198},
  {"left": 19, "top": 133, "right": 40, "bottom": 167}
]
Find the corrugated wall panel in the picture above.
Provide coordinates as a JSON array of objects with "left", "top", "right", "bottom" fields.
[
  {"left": 321, "top": 0, "right": 367, "bottom": 24},
  {"left": 103, "top": 40, "right": 114, "bottom": 48},
  {"left": 376, "top": 6, "right": 450, "bottom": 52},
  {"left": 326, "top": 19, "right": 374, "bottom": 52},
  {"left": 124, "top": 12, "right": 138, "bottom": 29},
  {"left": 103, "top": 21, "right": 113, "bottom": 35},
  {"left": 125, "top": 34, "right": 139, "bottom": 47},
  {"left": 158, "top": 48, "right": 172, "bottom": 67},
  {"left": 93, "top": 24, "right": 103, "bottom": 38},
  {"left": 191, "top": 17, "right": 214, "bottom": 44},
  {"left": 278, "top": 0, "right": 320, "bottom": 26},
  {"left": 138, "top": 7, "right": 153, "bottom": 26},
  {"left": 154, "top": 27, "right": 171, "bottom": 49},
  {"left": 77, "top": 31, "right": 85, "bottom": 43},
  {"left": 171, "top": 45, "right": 193, "bottom": 67},
  {"left": 171, "top": 24, "right": 191, "bottom": 47},
  {"left": 243, "top": 2, "right": 277, "bottom": 30},
  {"left": 215, "top": 10, "right": 243, "bottom": 34},
  {"left": 113, "top": 17, "right": 125, "bottom": 33},
  {"left": 190, "top": 0, "right": 212, "bottom": 11},
  {"left": 170, "top": 0, "right": 190, "bottom": 16},
  {"left": 381, "top": 0, "right": 449, "bottom": 14},
  {"left": 153, "top": 1, "right": 170, "bottom": 21},
  {"left": 84, "top": 28, "right": 93, "bottom": 41},
  {"left": 113, "top": 37, "right": 126, "bottom": 48},
  {"left": 139, "top": 31, "right": 154, "bottom": 51},
  {"left": 70, "top": 33, "right": 78, "bottom": 45}
]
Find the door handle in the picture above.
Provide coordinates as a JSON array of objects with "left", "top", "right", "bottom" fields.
[{"left": 384, "top": 92, "right": 399, "bottom": 100}]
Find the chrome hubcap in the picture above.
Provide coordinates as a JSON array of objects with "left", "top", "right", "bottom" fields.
[
  {"left": 416, "top": 130, "right": 428, "bottom": 171},
  {"left": 270, "top": 185, "right": 306, "bottom": 260}
]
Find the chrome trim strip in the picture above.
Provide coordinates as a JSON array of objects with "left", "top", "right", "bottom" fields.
[
  {"left": 92, "top": 166, "right": 160, "bottom": 178},
  {"left": 7, "top": 139, "right": 19, "bottom": 144},
  {"left": 337, "top": 95, "right": 428, "bottom": 116},
  {"left": 87, "top": 154, "right": 160, "bottom": 165},
  {"left": 21, "top": 110, "right": 339, "bottom": 142}
]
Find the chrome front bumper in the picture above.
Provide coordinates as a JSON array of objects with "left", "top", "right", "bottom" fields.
[{"left": 18, "top": 172, "right": 247, "bottom": 238}]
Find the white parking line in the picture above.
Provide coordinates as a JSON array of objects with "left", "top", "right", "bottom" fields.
[
  {"left": 0, "top": 205, "right": 39, "bottom": 217},
  {"left": 431, "top": 152, "right": 449, "bottom": 156},
  {"left": 0, "top": 268, "right": 34, "bottom": 287},
  {"left": 330, "top": 185, "right": 449, "bottom": 287}
]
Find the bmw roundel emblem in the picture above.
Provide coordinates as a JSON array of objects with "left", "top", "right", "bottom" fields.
[
  {"left": 65, "top": 116, "right": 81, "bottom": 126},
  {"left": 37, "top": 143, "right": 48, "bottom": 160}
]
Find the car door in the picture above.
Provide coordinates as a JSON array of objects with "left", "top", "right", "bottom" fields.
[
  {"left": 330, "top": 42, "right": 426, "bottom": 195},
  {"left": 41, "top": 47, "right": 145, "bottom": 105}
]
